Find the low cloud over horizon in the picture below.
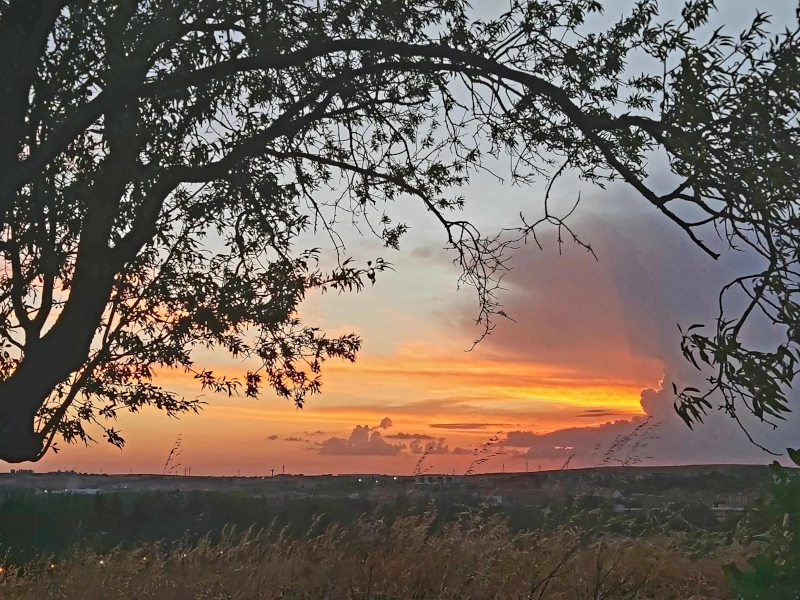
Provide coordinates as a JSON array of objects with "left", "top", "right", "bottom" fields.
[{"left": 429, "top": 423, "right": 509, "bottom": 431}]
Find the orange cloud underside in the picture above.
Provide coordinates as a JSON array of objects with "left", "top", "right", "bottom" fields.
[
  {"left": 151, "top": 343, "right": 658, "bottom": 434},
  {"left": 28, "top": 292, "right": 663, "bottom": 475},
  {"left": 24, "top": 326, "right": 663, "bottom": 476}
]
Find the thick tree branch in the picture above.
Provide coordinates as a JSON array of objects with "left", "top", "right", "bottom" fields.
[
  {"left": 7, "top": 241, "right": 34, "bottom": 339},
  {"left": 0, "top": 38, "right": 662, "bottom": 219},
  {"left": 0, "top": 0, "right": 76, "bottom": 213}
]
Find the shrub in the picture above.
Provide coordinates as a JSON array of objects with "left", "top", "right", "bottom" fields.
[
  {"left": 0, "top": 512, "right": 741, "bottom": 599},
  {"left": 725, "top": 463, "right": 800, "bottom": 599}
]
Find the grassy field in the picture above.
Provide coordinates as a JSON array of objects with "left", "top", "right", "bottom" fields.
[{"left": 0, "top": 512, "right": 750, "bottom": 600}]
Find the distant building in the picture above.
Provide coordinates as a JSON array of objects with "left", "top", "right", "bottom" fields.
[
  {"left": 414, "top": 474, "right": 464, "bottom": 485},
  {"left": 714, "top": 494, "right": 753, "bottom": 509},
  {"left": 9, "top": 469, "right": 34, "bottom": 475},
  {"left": 712, "top": 501, "right": 746, "bottom": 512},
  {"left": 613, "top": 503, "right": 644, "bottom": 513}
]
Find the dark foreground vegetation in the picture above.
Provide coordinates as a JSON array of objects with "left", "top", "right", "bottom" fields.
[
  {"left": 0, "top": 513, "right": 744, "bottom": 600},
  {"left": 1, "top": 465, "right": 800, "bottom": 599},
  {"left": 0, "top": 486, "right": 742, "bottom": 564}
]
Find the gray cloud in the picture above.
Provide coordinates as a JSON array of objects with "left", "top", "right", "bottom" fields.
[
  {"left": 379, "top": 417, "right": 394, "bottom": 430},
  {"left": 410, "top": 438, "right": 450, "bottom": 454},
  {"left": 318, "top": 425, "right": 405, "bottom": 456},
  {"left": 444, "top": 189, "right": 799, "bottom": 465},
  {"left": 386, "top": 432, "right": 437, "bottom": 440},
  {"left": 266, "top": 434, "right": 279, "bottom": 441},
  {"left": 498, "top": 377, "right": 800, "bottom": 467},
  {"left": 574, "top": 410, "right": 624, "bottom": 418},
  {"left": 430, "top": 423, "right": 505, "bottom": 430}
]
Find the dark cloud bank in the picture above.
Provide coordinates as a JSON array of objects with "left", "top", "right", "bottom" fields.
[
  {"left": 316, "top": 189, "right": 800, "bottom": 466},
  {"left": 428, "top": 191, "right": 800, "bottom": 466}
]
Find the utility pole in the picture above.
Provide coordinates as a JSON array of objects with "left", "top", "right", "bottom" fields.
[
  {"left": 282, "top": 465, "right": 285, "bottom": 475},
  {"left": 237, "top": 468, "right": 240, "bottom": 477},
  {"left": 526, "top": 461, "right": 528, "bottom": 473},
  {"left": 271, "top": 468, "right": 275, "bottom": 477}
]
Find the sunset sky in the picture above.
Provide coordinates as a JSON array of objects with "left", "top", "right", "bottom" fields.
[{"left": 11, "top": 0, "right": 800, "bottom": 476}]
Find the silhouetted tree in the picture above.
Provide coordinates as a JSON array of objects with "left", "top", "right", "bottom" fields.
[{"left": 0, "top": 0, "right": 798, "bottom": 462}]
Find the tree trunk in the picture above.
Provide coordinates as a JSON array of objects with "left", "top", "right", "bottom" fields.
[
  {"left": 0, "top": 255, "right": 117, "bottom": 463},
  {"left": 0, "top": 380, "right": 45, "bottom": 463}
]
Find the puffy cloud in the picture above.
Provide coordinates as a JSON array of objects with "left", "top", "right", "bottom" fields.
[
  {"left": 284, "top": 437, "right": 307, "bottom": 442},
  {"left": 453, "top": 447, "right": 476, "bottom": 455},
  {"left": 379, "top": 417, "right": 394, "bottom": 430},
  {"left": 304, "top": 431, "right": 327, "bottom": 437},
  {"left": 318, "top": 425, "right": 405, "bottom": 456},
  {"left": 639, "top": 384, "right": 674, "bottom": 419},
  {"left": 266, "top": 435, "right": 279, "bottom": 441},
  {"left": 410, "top": 438, "right": 450, "bottom": 454}
]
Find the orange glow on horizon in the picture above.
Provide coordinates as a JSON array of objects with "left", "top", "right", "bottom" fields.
[
  {"left": 151, "top": 341, "right": 659, "bottom": 417},
  {"left": 15, "top": 317, "right": 663, "bottom": 475}
]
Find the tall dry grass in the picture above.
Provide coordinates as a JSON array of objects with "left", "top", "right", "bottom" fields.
[{"left": 0, "top": 512, "right": 747, "bottom": 599}]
